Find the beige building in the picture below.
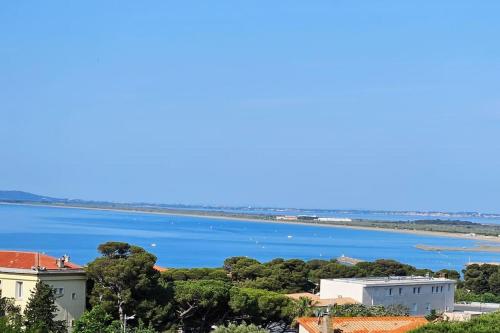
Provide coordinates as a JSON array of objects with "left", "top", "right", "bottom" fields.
[
  {"left": 0, "top": 251, "right": 86, "bottom": 331},
  {"left": 320, "top": 276, "right": 456, "bottom": 315}
]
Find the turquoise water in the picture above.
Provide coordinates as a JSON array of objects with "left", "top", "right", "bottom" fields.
[{"left": 0, "top": 204, "right": 498, "bottom": 272}]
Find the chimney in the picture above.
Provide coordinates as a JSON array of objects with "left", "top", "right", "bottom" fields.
[
  {"left": 56, "top": 257, "right": 65, "bottom": 268},
  {"left": 320, "top": 315, "right": 332, "bottom": 333},
  {"left": 63, "top": 254, "right": 70, "bottom": 263}
]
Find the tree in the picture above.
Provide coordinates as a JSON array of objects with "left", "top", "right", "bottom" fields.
[
  {"left": 328, "top": 304, "right": 408, "bottom": 318},
  {"left": 228, "top": 287, "right": 294, "bottom": 326},
  {"left": 173, "top": 280, "right": 230, "bottom": 332},
  {"left": 24, "top": 281, "right": 67, "bottom": 333},
  {"left": 73, "top": 305, "right": 118, "bottom": 333},
  {"left": 409, "top": 311, "right": 500, "bottom": 333},
  {"left": 213, "top": 323, "right": 269, "bottom": 333},
  {"left": 462, "top": 264, "right": 499, "bottom": 294},
  {"left": 86, "top": 242, "right": 173, "bottom": 331},
  {"left": 224, "top": 257, "right": 264, "bottom": 282},
  {"left": 0, "top": 297, "right": 22, "bottom": 332},
  {"left": 487, "top": 271, "right": 500, "bottom": 294}
]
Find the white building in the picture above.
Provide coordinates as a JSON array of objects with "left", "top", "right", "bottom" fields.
[{"left": 320, "top": 276, "right": 456, "bottom": 315}]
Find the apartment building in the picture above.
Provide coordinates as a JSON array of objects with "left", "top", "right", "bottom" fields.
[
  {"left": 0, "top": 251, "right": 86, "bottom": 331},
  {"left": 320, "top": 276, "right": 456, "bottom": 315}
]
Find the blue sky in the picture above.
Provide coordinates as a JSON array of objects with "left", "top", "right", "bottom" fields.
[{"left": 1, "top": 1, "right": 499, "bottom": 212}]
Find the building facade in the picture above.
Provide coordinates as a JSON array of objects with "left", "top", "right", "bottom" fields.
[
  {"left": 320, "top": 276, "right": 455, "bottom": 315},
  {"left": 0, "top": 251, "right": 86, "bottom": 331}
]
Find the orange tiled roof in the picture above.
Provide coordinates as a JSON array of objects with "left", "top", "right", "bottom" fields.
[
  {"left": 286, "top": 293, "right": 358, "bottom": 307},
  {"left": 154, "top": 265, "right": 168, "bottom": 272},
  {"left": 0, "top": 251, "right": 82, "bottom": 270},
  {"left": 297, "top": 316, "right": 428, "bottom": 333}
]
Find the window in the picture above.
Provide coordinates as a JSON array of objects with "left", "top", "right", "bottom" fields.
[
  {"left": 418, "top": 287, "right": 421, "bottom": 294},
  {"left": 387, "top": 288, "right": 393, "bottom": 296},
  {"left": 440, "top": 286, "right": 443, "bottom": 293},
  {"left": 72, "top": 293, "right": 77, "bottom": 300},
  {"left": 412, "top": 303, "right": 418, "bottom": 313},
  {"left": 53, "top": 288, "right": 64, "bottom": 296},
  {"left": 448, "top": 284, "right": 451, "bottom": 291},
  {"left": 398, "top": 287, "right": 403, "bottom": 295},
  {"left": 413, "top": 287, "right": 421, "bottom": 294},
  {"left": 431, "top": 286, "right": 434, "bottom": 293},
  {"left": 15, "top": 282, "right": 23, "bottom": 299}
]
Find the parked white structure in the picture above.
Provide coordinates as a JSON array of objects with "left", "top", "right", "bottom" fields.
[{"left": 320, "top": 276, "right": 456, "bottom": 315}]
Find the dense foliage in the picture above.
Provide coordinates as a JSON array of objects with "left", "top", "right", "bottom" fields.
[
  {"left": 409, "top": 311, "right": 500, "bottom": 333},
  {"left": 213, "top": 323, "right": 269, "bottom": 333},
  {"left": 327, "top": 304, "right": 409, "bottom": 317},
  {"left": 221, "top": 256, "right": 445, "bottom": 293},
  {"left": 86, "top": 242, "right": 174, "bottom": 331},
  {"left": 10, "top": 241, "right": 483, "bottom": 333},
  {"left": 462, "top": 264, "right": 500, "bottom": 294}
]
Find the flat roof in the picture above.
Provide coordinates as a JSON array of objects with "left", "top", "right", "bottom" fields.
[{"left": 322, "top": 276, "right": 456, "bottom": 286}]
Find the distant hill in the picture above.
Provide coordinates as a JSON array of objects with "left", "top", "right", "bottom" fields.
[{"left": 0, "top": 190, "right": 63, "bottom": 202}]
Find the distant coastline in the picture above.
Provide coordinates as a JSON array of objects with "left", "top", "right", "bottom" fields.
[
  {"left": 416, "top": 244, "right": 500, "bottom": 253},
  {"left": 2, "top": 201, "right": 500, "bottom": 245}
]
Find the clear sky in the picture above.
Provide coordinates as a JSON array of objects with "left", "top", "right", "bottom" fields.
[{"left": 1, "top": 1, "right": 499, "bottom": 212}]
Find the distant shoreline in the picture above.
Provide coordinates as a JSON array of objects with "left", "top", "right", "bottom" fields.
[
  {"left": 416, "top": 244, "right": 500, "bottom": 253},
  {"left": 2, "top": 201, "right": 500, "bottom": 245}
]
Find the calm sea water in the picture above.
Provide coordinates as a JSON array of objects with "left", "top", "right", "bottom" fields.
[{"left": 0, "top": 204, "right": 498, "bottom": 272}]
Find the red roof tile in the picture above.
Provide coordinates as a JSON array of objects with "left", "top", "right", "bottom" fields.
[
  {"left": 0, "top": 251, "right": 82, "bottom": 270},
  {"left": 297, "top": 316, "right": 428, "bottom": 333},
  {"left": 154, "top": 265, "right": 168, "bottom": 272}
]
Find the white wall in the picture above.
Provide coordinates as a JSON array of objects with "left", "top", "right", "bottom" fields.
[
  {"left": 319, "top": 279, "right": 455, "bottom": 316},
  {"left": 319, "top": 280, "right": 364, "bottom": 302}
]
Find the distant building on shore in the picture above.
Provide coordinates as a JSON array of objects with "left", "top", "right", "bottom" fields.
[
  {"left": 0, "top": 251, "right": 86, "bottom": 331},
  {"left": 320, "top": 276, "right": 456, "bottom": 316},
  {"left": 317, "top": 217, "right": 352, "bottom": 222},
  {"left": 336, "top": 254, "right": 365, "bottom": 266},
  {"left": 276, "top": 215, "right": 298, "bottom": 221}
]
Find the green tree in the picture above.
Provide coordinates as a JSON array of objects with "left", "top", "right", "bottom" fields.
[
  {"left": 73, "top": 305, "right": 117, "bottom": 333},
  {"left": 488, "top": 271, "right": 500, "bottom": 294},
  {"left": 409, "top": 311, "right": 500, "bottom": 333},
  {"left": 86, "top": 242, "right": 173, "bottom": 331},
  {"left": 224, "top": 257, "right": 264, "bottom": 282},
  {"left": 228, "top": 287, "right": 294, "bottom": 326},
  {"left": 462, "top": 264, "right": 499, "bottom": 294},
  {"left": 24, "top": 281, "right": 67, "bottom": 333},
  {"left": 328, "top": 304, "right": 408, "bottom": 318},
  {"left": 0, "top": 296, "right": 22, "bottom": 329},
  {"left": 213, "top": 323, "right": 269, "bottom": 333},
  {"left": 173, "top": 280, "right": 230, "bottom": 332}
]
